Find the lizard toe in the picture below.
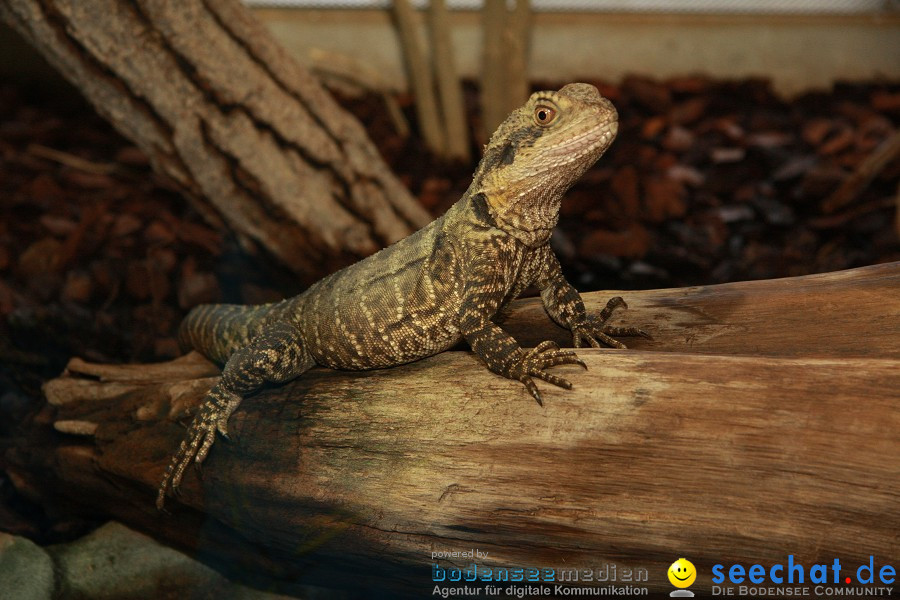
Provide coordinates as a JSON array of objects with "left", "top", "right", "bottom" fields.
[
  {"left": 195, "top": 423, "right": 218, "bottom": 465},
  {"left": 520, "top": 376, "right": 543, "bottom": 407},
  {"left": 530, "top": 369, "right": 572, "bottom": 390},
  {"left": 216, "top": 417, "right": 231, "bottom": 440}
]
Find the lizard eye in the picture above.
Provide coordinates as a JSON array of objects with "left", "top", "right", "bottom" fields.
[{"left": 534, "top": 105, "right": 557, "bottom": 126}]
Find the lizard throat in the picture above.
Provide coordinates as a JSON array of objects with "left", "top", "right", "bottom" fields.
[{"left": 486, "top": 121, "right": 617, "bottom": 247}]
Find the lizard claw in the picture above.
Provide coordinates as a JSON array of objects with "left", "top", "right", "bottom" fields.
[
  {"left": 572, "top": 296, "right": 651, "bottom": 349},
  {"left": 216, "top": 417, "right": 231, "bottom": 440},
  {"left": 157, "top": 396, "right": 233, "bottom": 510},
  {"left": 509, "top": 340, "right": 585, "bottom": 405}
]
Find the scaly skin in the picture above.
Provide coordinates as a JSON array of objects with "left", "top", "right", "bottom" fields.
[{"left": 156, "top": 83, "right": 649, "bottom": 510}]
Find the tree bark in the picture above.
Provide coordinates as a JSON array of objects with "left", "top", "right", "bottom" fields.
[
  {"left": 4, "top": 263, "right": 898, "bottom": 597},
  {"left": 0, "top": 0, "right": 431, "bottom": 282}
]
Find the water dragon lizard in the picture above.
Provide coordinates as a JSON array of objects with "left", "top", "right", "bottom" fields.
[{"left": 157, "top": 82, "right": 649, "bottom": 509}]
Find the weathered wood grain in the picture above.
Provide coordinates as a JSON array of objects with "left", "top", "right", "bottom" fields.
[{"left": 507, "top": 261, "right": 900, "bottom": 358}]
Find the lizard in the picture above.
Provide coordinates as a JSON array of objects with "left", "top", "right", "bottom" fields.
[{"left": 156, "top": 82, "right": 649, "bottom": 510}]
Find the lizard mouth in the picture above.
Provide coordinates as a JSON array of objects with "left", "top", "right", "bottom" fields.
[{"left": 542, "top": 120, "right": 618, "bottom": 164}]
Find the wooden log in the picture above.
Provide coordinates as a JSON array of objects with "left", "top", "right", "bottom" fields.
[
  {"left": 4, "top": 263, "right": 900, "bottom": 597},
  {"left": 506, "top": 262, "right": 900, "bottom": 359}
]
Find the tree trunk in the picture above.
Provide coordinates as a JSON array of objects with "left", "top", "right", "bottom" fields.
[
  {"left": 4, "top": 263, "right": 898, "bottom": 597},
  {"left": 0, "top": 0, "right": 431, "bottom": 282}
]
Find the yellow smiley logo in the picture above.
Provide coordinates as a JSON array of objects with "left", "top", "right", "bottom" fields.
[{"left": 668, "top": 558, "right": 697, "bottom": 588}]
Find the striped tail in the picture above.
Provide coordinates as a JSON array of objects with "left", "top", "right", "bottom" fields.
[{"left": 177, "top": 302, "right": 281, "bottom": 364}]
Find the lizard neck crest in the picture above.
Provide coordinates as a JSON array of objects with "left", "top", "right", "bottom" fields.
[{"left": 468, "top": 83, "right": 618, "bottom": 247}]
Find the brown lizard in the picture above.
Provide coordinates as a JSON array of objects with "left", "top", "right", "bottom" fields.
[{"left": 157, "top": 82, "right": 649, "bottom": 509}]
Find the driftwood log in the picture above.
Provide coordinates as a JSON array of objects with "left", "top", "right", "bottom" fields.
[
  {"left": 0, "top": 0, "right": 431, "bottom": 281},
  {"left": 4, "top": 263, "right": 899, "bottom": 597}
]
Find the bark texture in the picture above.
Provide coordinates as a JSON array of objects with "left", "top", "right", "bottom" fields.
[
  {"left": 0, "top": 0, "right": 431, "bottom": 281},
  {"left": 4, "top": 263, "right": 899, "bottom": 597}
]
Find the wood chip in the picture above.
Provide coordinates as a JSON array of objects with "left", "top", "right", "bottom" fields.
[
  {"left": 26, "top": 143, "right": 116, "bottom": 175},
  {"left": 53, "top": 419, "right": 98, "bottom": 436}
]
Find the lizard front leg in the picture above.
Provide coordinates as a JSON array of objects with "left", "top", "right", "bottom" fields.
[
  {"left": 536, "top": 248, "right": 650, "bottom": 349},
  {"left": 156, "top": 320, "right": 314, "bottom": 510},
  {"left": 457, "top": 268, "right": 585, "bottom": 405},
  {"left": 461, "top": 314, "right": 585, "bottom": 406}
]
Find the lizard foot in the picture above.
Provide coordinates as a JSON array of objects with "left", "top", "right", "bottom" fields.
[
  {"left": 509, "top": 340, "right": 587, "bottom": 406},
  {"left": 572, "top": 296, "right": 652, "bottom": 349},
  {"left": 156, "top": 392, "right": 239, "bottom": 510}
]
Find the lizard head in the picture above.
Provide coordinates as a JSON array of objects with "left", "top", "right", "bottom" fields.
[{"left": 470, "top": 83, "right": 618, "bottom": 246}]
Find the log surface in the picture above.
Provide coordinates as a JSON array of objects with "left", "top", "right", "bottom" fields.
[
  {"left": 506, "top": 261, "right": 900, "bottom": 358},
  {"left": 4, "top": 263, "right": 900, "bottom": 597}
]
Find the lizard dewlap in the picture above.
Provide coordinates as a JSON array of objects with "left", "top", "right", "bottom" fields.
[{"left": 157, "top": 83, "right": 649, "bottom": 510}]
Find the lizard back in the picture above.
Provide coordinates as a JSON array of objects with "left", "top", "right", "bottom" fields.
[{"left": 285, "top": 207, "right": 467, "bottom": 370}]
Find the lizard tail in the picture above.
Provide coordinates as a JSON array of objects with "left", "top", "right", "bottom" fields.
[{"left": 178, "top": 302, "right": 282, "bottom": 364}]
